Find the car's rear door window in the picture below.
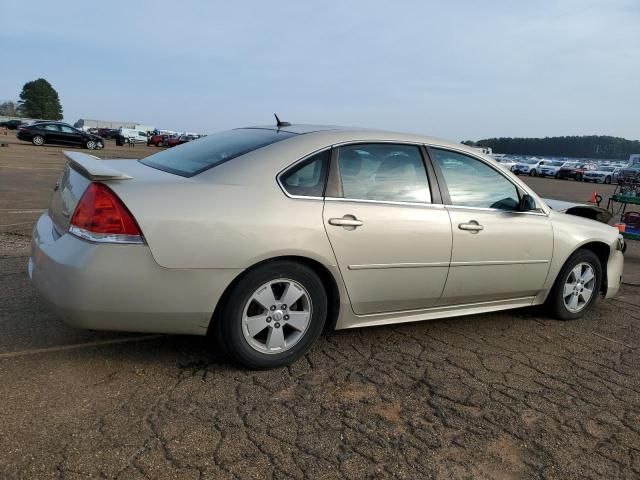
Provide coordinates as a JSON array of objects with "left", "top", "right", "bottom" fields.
[
  {"left": 141, "top": 128, "right": 297, "bottom": 177},
  {"left": 336, "top": 144, "right": 431, "bottom": 203},
  {"left": 43, "top": 124, "right": 60, "bottom": 131},
  {"left": 280, "top": 150, "right": 330, "bottom": 197}
]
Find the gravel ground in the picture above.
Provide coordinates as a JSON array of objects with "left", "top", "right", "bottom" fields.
[{"left": 1, "top": 135, "right": 639, "bottom": 479}]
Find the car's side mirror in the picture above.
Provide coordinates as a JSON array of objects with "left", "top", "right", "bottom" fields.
[{"left": 519, "top": 194, "right": 537, "bottom": 212}]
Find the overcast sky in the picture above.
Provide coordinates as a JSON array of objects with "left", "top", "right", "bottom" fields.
[{"left": 2, "top": 0, "right": 638, "bottom": 140}]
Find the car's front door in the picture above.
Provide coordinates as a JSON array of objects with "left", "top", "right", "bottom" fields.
[
  {"left": 428, "top": 147, "right": 553, "bottom": 306},
  {"left": 323, "top": 143, "right": 452, "bottom": 315},
  {"left": 58, "top": 125, "right": 84, "bottom": 146}
]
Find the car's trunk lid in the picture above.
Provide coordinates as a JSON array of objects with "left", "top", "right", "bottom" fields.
[{"left": 49, "top": 151, "right": 185, "bottom": 235}]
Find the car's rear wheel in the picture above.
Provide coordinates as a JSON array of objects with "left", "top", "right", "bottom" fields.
[
  {"left": 555, "top": 172, "right": 560, "bottom": 179},
  {"left": 32, "top": 135, "right": 44, "bottom": 146},
  {"left": 86, "top": 140, "right": 97, "bottom": 150},
  {"left": 547, "top": 249, "right": 602, "bottom": 320},
  {"left": 575, "top": 173, "right": 583, "bottom": 181},
  {"left": 156, "top": 141, "right": 163, "bottom": 147},
  {"left": 218, "top": 261, "right": 327, "bottom": 369}
]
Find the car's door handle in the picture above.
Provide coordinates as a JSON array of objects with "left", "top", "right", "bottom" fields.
[
  {"left": 458, "top": 222, "right": 484, "bottom": 233},
  {"left": 328, "top": 216, "right": 364, "bottom": 228}
]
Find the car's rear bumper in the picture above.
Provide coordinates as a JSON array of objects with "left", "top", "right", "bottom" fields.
[{"left": 29, "top": 213, "right": 240, "bottom": 335}]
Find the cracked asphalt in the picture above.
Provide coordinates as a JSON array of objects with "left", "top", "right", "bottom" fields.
[{"left": 1, "top": 136, "right": 640, "bottom": 479}]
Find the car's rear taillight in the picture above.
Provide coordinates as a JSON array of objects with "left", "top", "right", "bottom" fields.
[{"left": 69, "top": 183, "right": 144, "bottom": 244}]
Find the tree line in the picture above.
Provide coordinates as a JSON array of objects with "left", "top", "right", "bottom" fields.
[
  {"left": 463, "top": 136, "right": 640, "bottom": 160},
  {"left": 0, "top": 78, "right": 63, "bottom": 120}
]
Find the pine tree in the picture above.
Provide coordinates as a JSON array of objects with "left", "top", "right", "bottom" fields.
[{"left": 18, "top": 78, "right": 63, "bottom": 120}]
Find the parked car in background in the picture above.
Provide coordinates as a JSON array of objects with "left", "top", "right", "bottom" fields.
[
  {"left": 583, "top": 165, "right": 617, "bottom": 184},
  {"left": 148, "top": 134, "right": 168, "bottom": 147},
  {"left": 163, "top": 135, "right": 183, "bottom": 147},
  {"left": 494, "top": 157, "right": 517, "bottom": 171},
  {"left": 512, "top": 158, "right": 545, "bottom": 176},
  {"left": 116, "top": 128, "right": 148, "bottom": 146},
  {"left": 538, "top": 160, "right": 566, "bottom": 178},
  {"left": 16, "top": 122, "right": 104, "bottom": 149},
  {"left": 1, "top": 119, "right": 27, "bottom": 130},
  {"left": 97, "top": 128, "right": 119, "bottom": 139},
  {"left": 557, "top": 162, "right": 596, "bottom": 181},
  {"left": 28, "top": 123, "right": 625, "bottom": 368}
]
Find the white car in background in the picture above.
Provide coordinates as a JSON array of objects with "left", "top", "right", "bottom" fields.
[
  {"left": 538, "top": 160, "right": 566, "bottom": 178},
  {"left": 512, "top": 158, "right": 546, "bottom": 176},
  {"left": 118, "top": 128, "right": 149, "bottom": 144},
  {"left": 583, "top": 165, "right": 618, "bottom": 184},
  {"left": 494, "top": 157, "right": 517, "bottom": 171}
]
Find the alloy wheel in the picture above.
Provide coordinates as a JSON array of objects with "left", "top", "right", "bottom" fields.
[
  {"left": 241, "top": 278, "right": 312, "bottom": 354},
  {"left": 563, "top": 262, "right": 596, "bottom": 313}
]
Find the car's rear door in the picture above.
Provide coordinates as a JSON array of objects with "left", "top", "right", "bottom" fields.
[
  {"left": 428, "top": 147, "right": 553, "bottom": 305},
  {"left": 322, "top": 143, "right": 452, "bottom": 315},
  {"left": 40, "top": 123, "right": 64, "bottom": 144}
]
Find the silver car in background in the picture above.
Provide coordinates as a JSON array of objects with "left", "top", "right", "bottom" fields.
[{"left": 29, "top": 124, "right": 625, "bottom": 368}]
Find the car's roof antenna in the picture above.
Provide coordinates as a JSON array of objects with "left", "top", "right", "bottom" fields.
[{"left": 274, "top": 113, "right": 291, "bottom": 128}]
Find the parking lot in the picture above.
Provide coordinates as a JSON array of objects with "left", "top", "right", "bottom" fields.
[{"left": 2, "top": 136, "right": 640, "bottom": 479}]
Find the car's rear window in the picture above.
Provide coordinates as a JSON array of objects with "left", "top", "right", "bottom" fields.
[{"left": 140, "top": 128, "right": 297, "bottom": 177}]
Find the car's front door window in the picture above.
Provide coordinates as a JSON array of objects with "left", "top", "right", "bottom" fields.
[
  {"left": 336, "top": 144, "right": 431, "bottom": 203},
  {"left": 430, "top": 148, "right": 520, "bottom": 211}
]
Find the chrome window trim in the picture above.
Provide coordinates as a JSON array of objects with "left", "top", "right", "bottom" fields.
[
  {"left": 325, "top": 196, "right": 444, "bottom": 209},
  {"left": 442, "top": 204, "right": 548, "bottom": 216},
  {"left": 276, "top": 146, "right": 332, "bottom": 200}
]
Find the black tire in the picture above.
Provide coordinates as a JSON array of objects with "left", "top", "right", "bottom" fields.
[
  {"left": 555, "top": 172, "right": 560, "bottom": 179},
  {"left": 575, "top": 173, "right": 583, "bottom": 181},
  {"left": 32, "top": 135, "right": 44, "bottom": 146},
  {"left": 604, "top": 176, "right": 611, "bottom": 184},
  {"left": 156, "top": 141, "right": 163, "bottom": 147},
  {"left": 218, "top": 261, "right": 328, "bottom": 369},
  {"left": 529, "top": 169, "right": 537, "bottom": 177},
  {"left": 546, "top": 249, "right": 602, "bottom": 321},
  {"left": 85, "top": 140, "right": 97, "bottom": 150}
]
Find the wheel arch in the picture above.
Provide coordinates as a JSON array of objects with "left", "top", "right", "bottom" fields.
[
  {"left": 207, "top": 255, "right": 342, "bottom": 337},
  {"left": 554, "top": 241, "right": 610, "bottom": 296}
]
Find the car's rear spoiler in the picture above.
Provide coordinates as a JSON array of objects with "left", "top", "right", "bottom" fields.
[{"left": 63, "top": 151, "right": 133, "bottom": 180}]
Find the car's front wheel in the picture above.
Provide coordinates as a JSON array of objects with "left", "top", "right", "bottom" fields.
[
  {"left": 547, "top": 249, "right": 602, "bottom": 320},
  {"left": 575, "top": 173, "right": 583, "bottom": 181},
  {"left": 32, "top": 135, "right": 44, "bottom": 146},
  {"left": 529, "top": 169, "right": 537, "bottom": 177},
  {"left": 218, "top": 261, "right": 328, "bottom": 369},
  {"left": 85, "top": 140, "right": 97, "bottom": 150},
  {"left": 605, "top": 176, "right": 612, "bottom": 184}
]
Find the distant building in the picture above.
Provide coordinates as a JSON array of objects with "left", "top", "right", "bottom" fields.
[{"left": 74, "top": 118, "right": 154, "bottom": 132}]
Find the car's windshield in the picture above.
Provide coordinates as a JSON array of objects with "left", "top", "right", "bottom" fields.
[
  {"left": 141, "top": 128, "right": 297, "bottom": 177},
  {"left": 600, "top": 166, "right": 615, "bottom": 171},
  {"left": 522, "top": 158, "right": 539, "bottom": 164}
]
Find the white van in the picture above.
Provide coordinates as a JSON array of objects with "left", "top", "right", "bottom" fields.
[{"left": 118, "top": 128, "right": 148, "bottom": 144}]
